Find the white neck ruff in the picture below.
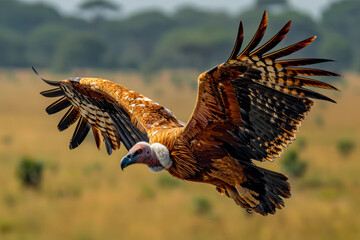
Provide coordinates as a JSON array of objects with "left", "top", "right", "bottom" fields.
[{"left": 150, "top": 143, "right": 172, "bottom": 170}]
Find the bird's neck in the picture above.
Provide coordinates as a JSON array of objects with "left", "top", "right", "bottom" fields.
[{"left": 147, "top": 143, "right": 172, "bottom": 172}]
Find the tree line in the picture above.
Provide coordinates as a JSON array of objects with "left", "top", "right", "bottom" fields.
[{"left": 0, "top": 0, "right": 358, "bottom": 73}]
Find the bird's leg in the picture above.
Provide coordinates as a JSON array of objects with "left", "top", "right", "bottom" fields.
[
  {"left": 228, "top": 188, "right": 244, "bottom": 206},
  {"left": 216, "top": 187, "right": 229, "bottom": 197},
  {"left": 235, "top": 184, "right": 260, "bottom": 208},
  {"left": 225, "top": 186, "right": 249, "bottom": 208}
]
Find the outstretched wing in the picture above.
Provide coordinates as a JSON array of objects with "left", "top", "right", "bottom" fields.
[
  {"left": 36, "top": 68, "right": 181, "bottom": 154},
  {"left": 182, "top": 11, "right": 339, "bottom": 163}
]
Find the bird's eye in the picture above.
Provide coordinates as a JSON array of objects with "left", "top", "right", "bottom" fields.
[{"left": 135, "top": 149, "right": 142, "bottom": 155}]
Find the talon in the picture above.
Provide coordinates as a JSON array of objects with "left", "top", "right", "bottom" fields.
[
  {"left": 246, "top": 208, "right": 254, "bottom": 214},
  {"left": 235, "top": 184, "right": 260, "bottom": 207}
]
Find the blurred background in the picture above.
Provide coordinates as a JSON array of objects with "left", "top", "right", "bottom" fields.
[{"left": 0, "top": 0, "right": 359, "bottom": 239}]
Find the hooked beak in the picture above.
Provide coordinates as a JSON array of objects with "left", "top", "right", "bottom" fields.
[{"left": 120, "top": 153, "right": 138, "bottom": 170}]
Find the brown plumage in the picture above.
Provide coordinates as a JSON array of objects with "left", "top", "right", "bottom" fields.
[{"left": 37, "top": 11, "right": 339, "bottom": 215}]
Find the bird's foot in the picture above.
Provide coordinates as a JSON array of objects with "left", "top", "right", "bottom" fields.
[{"left": 235, "top": 184, "right": 260, "bottom": 208}]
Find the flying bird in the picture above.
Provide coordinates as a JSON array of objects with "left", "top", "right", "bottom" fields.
[{"left": 36, "top": 11, "right": 339, "bottom": 215}]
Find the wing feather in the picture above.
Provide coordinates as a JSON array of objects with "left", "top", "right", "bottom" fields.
[
  {"left": 238, "top": 11, "right": 268, "bottom": 58},
  {"left": 293, "top": 76, "right": 338, "bottom": 90},
  {"left": 38, "top": 71, "right": 182, "bottom": 153},
  {"left": 45, "top": 97, "right": 72, "bottom": 115},
  {"left": 250, "top": 21, "right": 291, "bottom": 57},
  {"left": 182, "top": 11, "right": 338, "bottom": 163},
  {"left": 275, "top": 58, "right": 333, "bottom": 67},
  {"left": 263, "top": 36, "right": 316, "bottom": 60},
  {"left": 176, "top": 13, "right": 338, "bottom": 215},
  {"left": 57, "top": 106, "right": 80, "bottom": 131},
  {"left": 92, "top": 126, "right": 102, "bottom": 150},
  {"left": 286, "top": 67, "right": 340, "bottom": 77},
  {"left": 101, "top": 132, "right": 113, "bottom": 155},
  {"left": 40, "top": 88, "right": 64, "bottom": 98},
  {"left": 69, "top": 116, "right": 91, "bottom": 149},
  {"left": 228, "top": 21, "right": 244, "bottom": 60}
]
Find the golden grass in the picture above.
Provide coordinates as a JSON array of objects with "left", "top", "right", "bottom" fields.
[{"left": 0, "top": 69, "right": 359, "bottom": 240}]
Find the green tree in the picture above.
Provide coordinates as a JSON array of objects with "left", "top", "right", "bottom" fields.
[
  {"left": 321, "top": 0, "right": 360, "bottom": 71},
  {"left": 0, "top": 0, "right": 61, "bottom": 33},
  {"left": 318, "top": 33, "right": 352, "bottom": 72},
  {"left": 153, "top": 27, "right": 233, "bottom": 70},
  {"left": 337, "top": 139, "right": 356, "bottom": 158},
  {"left": 256, "top": 0, "right": 288, "bottom": 8},
  {"left": 27, "top": 24, "right": 71, "bottom": 67},
  {"left": 192, "top": 196, "right": 212, "bottom": 216},
  {"left": 0, "top": 28, "right": 26, "bottom": 67},
  {"left": 175, "top": 6, "right": 233, "bottom": 29},
  {"left": 281, "top": 150, "right": 307, "bottom": 178},
  {"left": 79, "top": 0, "right": 120, "bottom": 22},
  {"left": 53, "top": 33, "right": 108, "bottom": 71},
  {"left": 16, "top": 157, "right": 44, "bottom": 189},
  {"left": 115, "top": 11, "right": 176, "bottom": 69}
]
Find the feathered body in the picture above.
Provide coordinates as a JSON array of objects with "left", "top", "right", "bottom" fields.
[{"left": 37, "top": 11, "right": 339, "bottom": 215}]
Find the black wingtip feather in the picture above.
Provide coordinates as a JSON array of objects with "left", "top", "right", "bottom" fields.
[
  {"left": 32, "top": 66, "right": 39, "bottom": 76},
  {"left": 228, "top": 21, "right": 244, "bottom": 61},
  {"left": 263, "top": 36, "right": 317, "bottom": 60},
  {"left": 32, "top": 66, "right": 60, "bottom": 86},
  {"left": 287, "top": 67, "right": 341, "bottom": 77},
  {"left": 250, "top": 20, "right": 291, "bottom": 57},
  {"left": 276, "top": 58, "right": 334, "bottom": 67},
  {"left": 299, "top": 87, "right": 337, "bottom": 103},
  {"left": 69, "top": 116, "right": 91, "bottom": 150},
  {"left": 238, "top": 11, "right": 268, "bottom": 58},
  {"left": 102, "top": 133, "right": 113, "bottom": 155},
  {"left": 45, "top": 97, "right": 72, "bottom": 115},
  {"left": 40, "top": 88, "right": 64, "bottom": 98},
  {"left": 57, "top": 106, "right": 80, "bottom": 132}
]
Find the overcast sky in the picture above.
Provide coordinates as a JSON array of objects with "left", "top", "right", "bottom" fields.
[{"left": 21, "top": 0, "right": 337, "bottom": 19}]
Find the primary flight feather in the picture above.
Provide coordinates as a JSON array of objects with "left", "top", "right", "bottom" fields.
[{"left": 37, "top": 11, "right": 339, "bottom": 215}]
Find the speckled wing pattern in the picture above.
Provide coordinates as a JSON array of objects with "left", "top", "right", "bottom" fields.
[
  {"left": 183, "top": 11, "right": 339, "bottom": 163},
  {"left": 36, "top": 68, "right": 180, "bottom": 154}
]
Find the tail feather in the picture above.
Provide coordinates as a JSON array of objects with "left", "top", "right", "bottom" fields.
[{"left": 241, "top": 163, "right": 291, "bottom": 215}]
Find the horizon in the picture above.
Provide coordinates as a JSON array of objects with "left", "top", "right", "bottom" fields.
[{"left": 21, "top": 0, "right": 338, "bottom": 19}]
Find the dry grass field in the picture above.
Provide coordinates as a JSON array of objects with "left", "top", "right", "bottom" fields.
[{"left": 0, "top": 69, "right": 359, "bottom": 240}]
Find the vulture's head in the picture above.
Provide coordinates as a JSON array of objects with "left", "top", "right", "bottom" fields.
[{"left": 120, "top": 142, "right": 172, "bottom": 172}]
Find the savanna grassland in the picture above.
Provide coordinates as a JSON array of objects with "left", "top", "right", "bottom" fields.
[{"left": 0, "top": 69, "right": 359, "bottom": 240}]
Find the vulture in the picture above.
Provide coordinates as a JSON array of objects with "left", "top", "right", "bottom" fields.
[{"left": 36, "top": 11, "right": 339, "bottom": 215}]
